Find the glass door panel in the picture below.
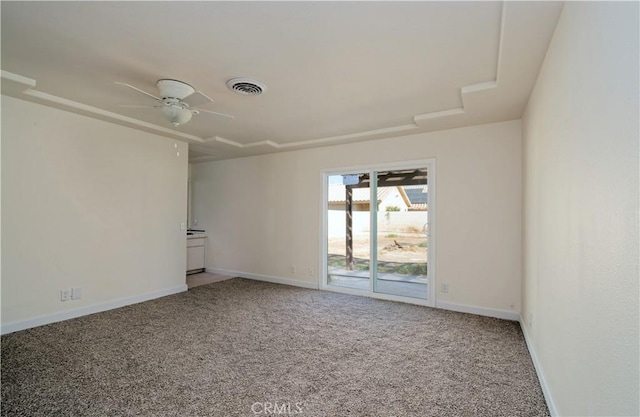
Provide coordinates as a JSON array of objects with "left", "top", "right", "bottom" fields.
[
  {"left": 373, "top": 169, "right": 429, "bottom": 299},
  {"left": 326, "top": 173, "right": 371, "bottom": 291}
]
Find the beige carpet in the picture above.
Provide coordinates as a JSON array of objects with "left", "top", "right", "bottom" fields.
[{"left": 1, "top": 278, "right": 549, "bottom": 416}]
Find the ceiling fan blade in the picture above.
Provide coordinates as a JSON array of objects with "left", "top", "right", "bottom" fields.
[
  {"left": 115, "top": 82, "right": 161, "bottom": 101},
  {"left": 194, "top": 108, "right": 235, "bottom": 120},
  {"left": 183, "top": 90, "right": 214, "bottom": 107},
  {"left": 118, "top": 104, "right": 161, "bottom": 109}
]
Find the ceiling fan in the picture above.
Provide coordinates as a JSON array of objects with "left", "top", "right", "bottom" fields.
[{"left": 116, "top": 79, "right": 234, "bottom": 127}]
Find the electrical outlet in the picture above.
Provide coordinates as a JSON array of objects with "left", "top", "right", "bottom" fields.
[
  {"left": 290, "top": 265, "right": 296, "bottom": 274},
  {"left": 180, "top": 222, "right": 186, "bottom": 230},
  {"left": 71, "top": 287, "right": 82, "bottom": 300},
  {"left": 440, "top": 283, "right": 449, "bottom": 293},
  {"left": 308, "top": 268, "right": 314, "bottom": 277},
  {"left": 60, "top": 289, "right": 71, "bottom": 301}
]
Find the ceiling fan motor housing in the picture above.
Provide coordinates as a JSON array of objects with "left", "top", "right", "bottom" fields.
[{"left": 157, "top": 79, "right": 195, "bottom": 100}]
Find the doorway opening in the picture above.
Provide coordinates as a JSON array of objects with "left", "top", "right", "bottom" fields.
[{"left": 322, "top": 161, "right": 435, "bottom": 306}]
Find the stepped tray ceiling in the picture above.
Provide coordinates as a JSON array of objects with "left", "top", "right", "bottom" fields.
[{"left": 1, "top": 1, "right": 563, "bottom": 161}]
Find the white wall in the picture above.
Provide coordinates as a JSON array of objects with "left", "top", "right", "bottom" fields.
[
  {"left": 192, "top": 120, "right": 522, "bottom": 314},
  {"left": 522, "top": 2, "right": 639, "bottom": 416},
  {"left": 1, "top": 95, "right": 188, "bottom": 331}
]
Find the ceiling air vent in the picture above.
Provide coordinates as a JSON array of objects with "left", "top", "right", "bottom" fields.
[{"left": 226, "top": 78, "right": 267, "bottom": 96}]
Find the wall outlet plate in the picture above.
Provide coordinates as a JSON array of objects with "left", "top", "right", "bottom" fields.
[
  {"left": 71, "top": 287, "right": 82, "bottom": 300},
  {"left": 441, "top": 283, "right": 449, "bottom": 293},
  {"left": 60, "top": 289, "right": 71, "bottom": 301}
]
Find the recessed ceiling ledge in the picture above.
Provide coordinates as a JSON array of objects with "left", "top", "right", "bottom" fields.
[
  {"left": 461, "top": 81, "right": 498, "bottom": 94},
  {"left": 207, "top": 123, "right": 420, "bottom": 151},
  {"left": 284, "top": 123, "right": 419, "bottom": 149},
  {"left": 1, "top": 70, "right": 37, "bottom": 94},
  {"left": 413, "top": 108, "right": 466, "bottom": 126},
  {"left": 207, "top": 136, "right": 281, "bottom": 149}
]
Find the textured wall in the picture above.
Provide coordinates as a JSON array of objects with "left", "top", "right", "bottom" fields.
[
  {"left": 1, "top": 96, "right": 188, "bottom": 327},
  {"left": 522, "top": 2, "right": 639, "bottom": 415}
]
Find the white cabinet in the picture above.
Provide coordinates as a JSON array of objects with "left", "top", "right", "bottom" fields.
[{"left": 187, "top": 236, "right": 206, "bottom": 273}]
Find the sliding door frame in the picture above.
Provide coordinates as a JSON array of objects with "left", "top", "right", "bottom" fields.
[{"left": 320, "top": 158, "right": 436, "bottom": 307}]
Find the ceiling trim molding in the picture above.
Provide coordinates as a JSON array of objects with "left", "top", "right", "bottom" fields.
[
  {"left": 1, "top": 70, "right": 36, "bottom": 90},
  {"left": 206, "top": 136, "right": 280, "bottom": 149},
  {"left": 206, "top": 122, "right": 419, "bottom": 150},
  {"left": 279, "top": 123, "right": 420, "bottom": 149},
  {"left": 208, "top": 1, "right": 507, "bottom": 152},
  {"left": 1, "top": 70, "right": 204, "bottom": 143},
  {"left": 413, "top": 108, "right": 465, "bottom": 125},
  {"left": 3, "top": 0, "right": 542, "bottom": 163},
  {"left": 413, "top": 1, "right": 505, "bottom": 127}
]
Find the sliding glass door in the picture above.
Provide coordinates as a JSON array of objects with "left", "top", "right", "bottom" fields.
[
  {"left": 324, "top": 161, "right": 434, "bottom": 305},
  {"left": 326, "top": 172, "right": 371, "bottom": 291},
  {"left": 373, "top": 169, "right": 429, "bottom": 299}
]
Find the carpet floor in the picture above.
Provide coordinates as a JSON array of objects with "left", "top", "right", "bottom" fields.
[{"left": 1, "top": 278, "right": 549, "bottom": 416}]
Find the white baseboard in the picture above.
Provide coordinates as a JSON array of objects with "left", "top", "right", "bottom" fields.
[
  {"left": 519, "top": 315, "right": 558, "bottom": 417},
  {"left": 436, "top": 300, "right": 520, "bottom": 321},
  {"left": 1, "top": 284, "right": 188, "bottom": 335},
  {"left": 209, "top": 269, "right": 517, "bottom": 322},
  {"left": 206, "top": 268, "right": 319, "bottom": 290}
]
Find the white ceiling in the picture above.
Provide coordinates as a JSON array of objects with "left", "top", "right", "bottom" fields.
[{"left": 1, "top": 1, "right": 563, "bottom": 162}]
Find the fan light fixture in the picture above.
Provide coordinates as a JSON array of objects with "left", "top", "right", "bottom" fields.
[{"left": 162, "top": 105, "right": 193, "bottom": 127}]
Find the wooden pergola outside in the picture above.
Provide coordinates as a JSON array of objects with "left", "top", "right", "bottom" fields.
[{"left": 343, "top": 168, "right": 428, "bottom": 270}]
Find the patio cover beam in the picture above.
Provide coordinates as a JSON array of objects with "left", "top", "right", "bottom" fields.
[{"left": 349, "top": 169, "right": 428, "bottom": 188}]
